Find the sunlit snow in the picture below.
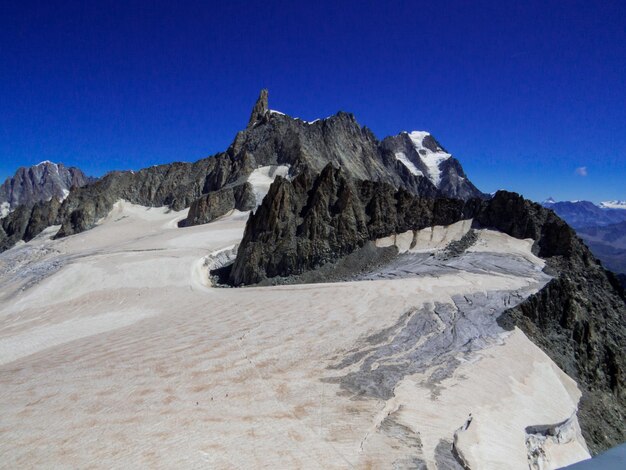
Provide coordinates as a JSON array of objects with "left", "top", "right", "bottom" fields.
[
  {"left": 246, "top": 165, "right": 290, "bottom": 206},
  {"left": 394, "top": 152, "right": 423, "bottom": 176},
  {"left": 599, "top": 200, "right": 626, "bottom": 210},
  {"left": 406, "top": 131, "right": 451, "bottom": 188}
]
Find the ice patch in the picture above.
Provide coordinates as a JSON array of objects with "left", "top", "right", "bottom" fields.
[
  {"left": 406, "top": 131, "right": 451, "bottom": 187},
  {"left": 60, "top": 188, "right": 70, "bottom": 201},
  {"left": 394, "top": 152, "right": 424, "bottom": 176},
  {"left": 0, "top": 202, "right": 10, "bottom": 219},
  {"left": 247, "top": 165, "right": 291, "bottom": 206},
  {"left": 269, "top": 109, "right": 285, "bottom": 116}
]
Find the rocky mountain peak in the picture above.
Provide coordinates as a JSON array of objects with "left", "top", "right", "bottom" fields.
[
  {"left": 0, "top": 161, "right": 92, "bottom": 218},
  {"left": 247, "top": 88, "right": 269, "bottom": 127}
]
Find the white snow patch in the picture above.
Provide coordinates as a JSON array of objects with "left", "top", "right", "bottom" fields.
[
  {"left": 406, "top": 131, "right": 451, "bottom": 187},
  {"left": 247, "top": 165, "right": 291, "bottom": 206},
  {"left": 60, "top": 188, "right": 70, "bottom": 201},
  {"left": 599, "top": 200, "right": 626, "bottom": 210},
  {"left": 36, "top": 160, "right": 56, "bottom": 166},
  {"left": 394, "top": 152, "right": 423, "bottom": 176},
  {"left": 376, "top": 219, "right": 472, "bottom": 254},
  {"left": 270, "top": 110, "right": 325, "bottom": 125},
  {"left": 0, "top": 202, "right": 10, "bottom": 219}
]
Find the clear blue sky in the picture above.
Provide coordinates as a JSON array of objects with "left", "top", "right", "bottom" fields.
[{"left": 1, "top": 0, "right": 625, "bottom": 202}]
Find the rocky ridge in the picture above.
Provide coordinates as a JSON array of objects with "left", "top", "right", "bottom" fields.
[{"left": 0, "top": 90, "right": 483, "bottom": 253}]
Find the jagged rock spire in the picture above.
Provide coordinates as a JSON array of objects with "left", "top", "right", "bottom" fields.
[{"left": 248, "top": 89, "right": 269, "bottom": 127}]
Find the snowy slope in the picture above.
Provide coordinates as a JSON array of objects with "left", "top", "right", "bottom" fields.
[
  {"left": 0, "top": 201, "right": 590, "bottom": 469},
  {"left": 407, "top": 131, "right": 452, "bottom": 187}
]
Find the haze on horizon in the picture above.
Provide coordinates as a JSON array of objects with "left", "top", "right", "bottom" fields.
[{"left": 1, "top": 1, "right": 625, "bottom": 203}]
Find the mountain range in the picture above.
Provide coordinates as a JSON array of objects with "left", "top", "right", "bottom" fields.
[
  {"left": 542, "top": 199, "right": 626, "bottom": 277},
  {"left": 0, "top": 91, "right": 624, "bottom": 469}
]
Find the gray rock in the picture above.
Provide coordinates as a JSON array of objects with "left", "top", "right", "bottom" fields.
[
  {"left": 179, "top": 182, "right": 256, "bottom": 227},
  {"left": 0, "top": 161, "right": 92, "bottom": 213},
  {"left": 228, "top": 164, "right": 481, "bottom": 285},
  {"left": 248, "top": 89, "right": 269, "bottom": 127}
]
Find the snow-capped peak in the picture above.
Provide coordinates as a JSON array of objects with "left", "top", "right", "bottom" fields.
[
  {"left": 36, "top": 160, "right": 56, "bottom": 167},
  {"left": 599, "top": 200, "right": 626, "bottom": 210},
  {"left": 405, "top": 130, "right": 451, "bottom": 188},
  {"left": 543, "top": 197, "right": 556, "bottom": 204}
]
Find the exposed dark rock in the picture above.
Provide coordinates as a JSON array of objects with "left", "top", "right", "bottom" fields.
[
  {"left": 248, "top": 89, "right": 269, "bottom": 127},
  {"left": 474, "top": 191, "right": 576, "bottom": 258},
  {"left": 228, "top": 164, "right": 481, "bottom": 286},
  {"left": 179, "top": 182, "right": 256, "bottom": 227}
]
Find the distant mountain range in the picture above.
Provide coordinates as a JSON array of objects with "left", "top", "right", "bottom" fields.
[
  {"left": 542, "top": 198, "right": 626, "bottom": 229},
  {"left": 542, "top": 198, "right": 626, "bottom": 275},
  {"left": 0, "top": 161, "right": 93, "bottom": 218}
]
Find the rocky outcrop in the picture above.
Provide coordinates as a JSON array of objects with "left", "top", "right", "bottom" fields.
[
  {"left": 0, "top": 198, "right": 62, "bottom": 251},
  {"left": 179, "top": 183, "right": 256, "bottom": 227},
  {"left": 248, "top": 89, "right": 268, "bottom": 127},
  {"left": 0, "top": 161, "right": 92, "bottom": 216},
  {"left": 228, "top": 164, "right": 481, "bottom": 285}
]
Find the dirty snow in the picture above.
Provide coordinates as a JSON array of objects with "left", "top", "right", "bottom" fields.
[{"left": 0, "top": 201, "right": 590, "bottom": 469}]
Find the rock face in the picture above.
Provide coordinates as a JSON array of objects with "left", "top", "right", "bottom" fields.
[
  {"left": 381, "top": 131, "right": 483, "bottom": 200},
  {"left": 229, "top": 164, "right": 481, "bottom": 285},
  {"left": 0, "top": 161, "right": 92, "bottom": 217},
  {"left": 178, "top": 183, "right": 256, "bottom": 227},
  {"left": 247, "top": 88, "right": 268, "bottom": 126}
]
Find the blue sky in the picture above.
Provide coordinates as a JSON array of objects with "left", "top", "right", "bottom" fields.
[{"left": 1, "top": 0, "right": 625, "bottom": 202}]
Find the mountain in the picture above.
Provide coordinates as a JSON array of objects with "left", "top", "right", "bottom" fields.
[
  {"left": 542, "top": 199, "right": 626, "bottom": 275},
  {"left": 0, "top": 90, "right": 483, "bottom": 252},
  {"left": 1, "top": 90, "right": 624, "bottom": 468},
  {"left": 577, "top": 220, "right": 626, "bottom": 274},
  {"left": 599, "top": 200, "right": 626, "bottom": 210},
  {"left": 0, "top": 161, "right": 93, "bottom": 218},
  {"left": 542, "top": 199, "right": 626, "bottom": 229}
]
